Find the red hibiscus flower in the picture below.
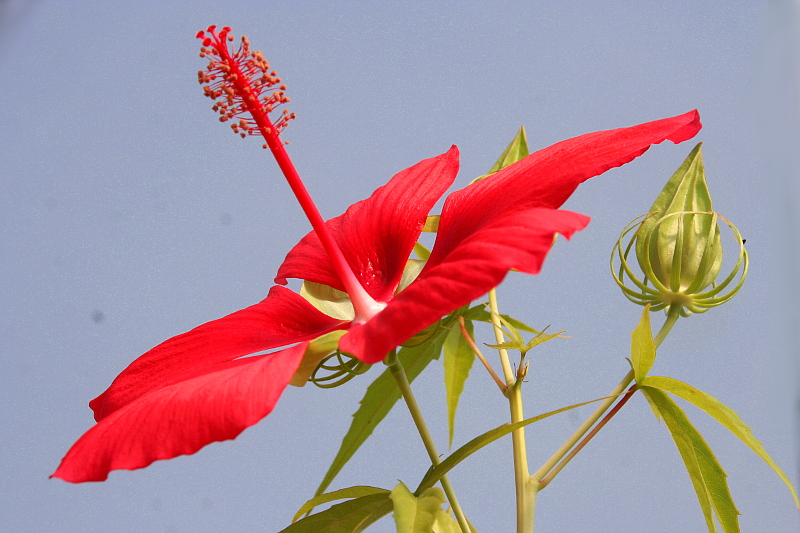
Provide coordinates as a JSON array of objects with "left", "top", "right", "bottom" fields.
[{"left": 51, "top": 26, "right": 701, "bottom": 483}]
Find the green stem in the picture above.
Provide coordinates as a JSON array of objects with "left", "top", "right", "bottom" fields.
[
  {"left": 530, "top": 369, "right": 635, "bottom": 483},
  {"left": 488, "top": 289, "right": 517, "bottom": 386},
  {"left": 488, "top": 288, "right": 535, "bottom": 533},
  {"left": 538, "top": 385, "right": 637, "bottom": 489},
  {"left": 385, "top": 354, "right": 471, "bottom": 533},
  {"left": 531, "top": 304, "right": 681, "bottom": 487},
  {"left": 653, "top": 304, "right": 681, "bottom": 349}
]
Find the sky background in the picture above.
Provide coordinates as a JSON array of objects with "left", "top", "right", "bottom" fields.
[{"left": 1, "top": 1, "right": 799, "bottom": 532}]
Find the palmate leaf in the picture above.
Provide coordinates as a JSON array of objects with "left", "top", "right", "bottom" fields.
[
  {"left": 416, "top": 395, "right": 616, "bottom": 494},
  {"left": 482, "top": 309, "right": 565, "bottom": 355},
  {"left": 641, "top": 375, "right": 800, "bottom": 509},
  {"left": 443, "top": 318, "right": 475, "bottom": 448},
  {"left": 278, "top": 491, "right": 393, "bottom": 533},
  {"left": 311, "top": 321, "right": 452, "bottom": 500},
  {"left": 640, "top": 386, "right": 739, "bottom": 533}
]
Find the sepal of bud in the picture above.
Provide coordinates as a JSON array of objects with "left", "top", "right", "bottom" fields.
[{"left": 612, "top": 143, "right": 748, "bottom": 316}]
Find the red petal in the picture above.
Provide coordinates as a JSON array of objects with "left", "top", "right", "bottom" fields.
[
  {"left": 52, "top": 344, "right": 306, "bottom": 483},
  {"left": 90, "top": 286, "right": 346, "bottom": 421},
  {"left": 431, "top": 110, "right": 701, "bottom": 264},
  {"left": 340, "top": 208, "right": 590, "bottom": 363},
  {"left": 275, "top": 146, "right": 460, "bottom": 302}
]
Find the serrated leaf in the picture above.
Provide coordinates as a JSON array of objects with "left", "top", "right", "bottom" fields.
[
  {"left": 416, "top": 395, "right": 616, "bottom": 494},
  {"left": 311, "top": 328, "right": 450, "bottom": 501},
  {"left": 443, "top": 319, "right": 475, "bottom": 447},
  {"left": 641, "top": 386, "right": 739, "bottom": 533},
  {"left": 292, "top": 486, "right": 391, "bottom": 523},
  {"left": 278, "top": 492, "right": 393, "bottom": 533},
  {"left": 630, "top": 304, "right": 655, "bottom": 382},
  {"left": 641, "top": 375, "right": 800, "bottom": 509}
]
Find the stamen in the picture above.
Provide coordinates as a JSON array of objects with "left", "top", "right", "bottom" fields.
[{"left": 196, "top": 26, "right": 295, "bottom": 145}]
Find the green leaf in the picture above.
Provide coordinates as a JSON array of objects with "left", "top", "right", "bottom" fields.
[
  {"left": 433, "top": 511, "right": 462, "bottom": 533},
  {"left": 312, "top": 329, "right": 450, "bottom": 501},
  {"left": 398, "top": 259, "right": 427, "bottom": 293},
  {"left": 277, "top": 492, "right": 393, "bottom": 533},
  {"left": 488, "top": 126, "right": 530, "bottom": 173},
  {"left": 462, "top": 306, "right": 548, "bottom": 335},
  {"left": 443, "top": 319, "right": 475, "bottom": 448},
  {"left": 300, "top": 281, "right": 355, "bottom": 321},
  {"left": 484, "top": 319, "right": 565, "bottom": 356},
  {"left": 523, "top": 328, "right": 566, "bottom": 353},
  {"left": 422, "top": 215, "right": 439, "bottom": 233},
  {"left": 471, "top": 126, "right": 530, "bottom": 183},
  {"left": 412, "top": 242, "right": 431, "bottom": 260},
  {"left": 641, "top": 375, "right": 800, "bottom": 509},
  {"left": 630, "top": 304, "right": 655, "bottom": 382},
  {"left": 416, "top": 395, "right": 616, "bottom": 494},
  {"left": 389, "top": 482, "right": 417, "bottom": 533},
  {"left": 390, "top": 482, "right": 449, "bottom": 533},
  {"left": 641, "top": 386, "right": 739, "bottom": 533},
  {"left": 485, "top": 311, "right": 525, "bottom": 345},
  {"left": 483, "top": 341, "right": 521, "bottom": 350},
  {"left": 292, "top": 486, "right": 391, "bottom": 524}
]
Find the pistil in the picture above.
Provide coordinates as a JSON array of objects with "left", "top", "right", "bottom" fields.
[{"left": 197, "top": 26, "right": 385, "bottom": 324}]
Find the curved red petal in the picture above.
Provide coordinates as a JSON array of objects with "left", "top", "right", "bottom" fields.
[
  {"left": 430, "top": 110, "right": 701, "bottom": 267},
  {"left": 90, "top": 286, "right": 346, "bottom": 421},
  {"left": 275, "top": 146, "right": 460, "bottom": 302},
  {"left": 340, "top": 209, "right": 590, "bottom": 363},
  {"left": 52, "top": 344, "right": 306, "bottom": 483}
]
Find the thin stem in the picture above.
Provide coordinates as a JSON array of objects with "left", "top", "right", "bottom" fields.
[
  {"left": 488, "top": 288, "right": 535, "bottom": 533},
  {"left": 530, "top": 369, "right": 635, "bottom": 483},
  {"left": 531, "top": 304, "right": 681, "bottom": 487},
  {"left": 489, "top": 289, "right": 517, "bottom": 386},
  {"left": 386, "top": 355, "right": 471, "bottom": 533},
  {"left": 458, "top": 317, "right": 507, "bottom": 393},
  {"left": 538, "top": 385, "right": 636, "bottom": 489},
  {"left": 509, "top": 381, "right": 536, "bottom": 533},
  {"left": 654, "top": 304, "right": 681, "bottom": 348}
]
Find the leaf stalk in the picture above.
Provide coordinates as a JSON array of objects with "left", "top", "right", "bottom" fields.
[{"left": 531, "top": 305, "right": 681, "bottom": 488}]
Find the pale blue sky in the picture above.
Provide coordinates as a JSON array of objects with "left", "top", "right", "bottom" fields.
[{"left": 1, "top": 1, "right": 798, "bottom": 531}]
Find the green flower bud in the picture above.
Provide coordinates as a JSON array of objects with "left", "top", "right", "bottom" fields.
[{"left": 611, "top": 143, "right": 748, "bottom": 316}]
